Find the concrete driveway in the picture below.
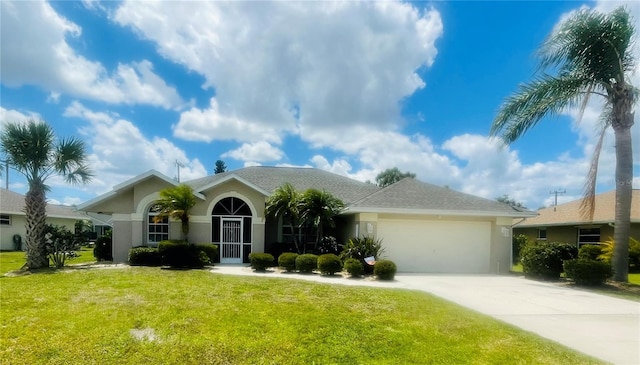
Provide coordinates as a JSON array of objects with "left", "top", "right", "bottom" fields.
[{"left": 212, "top": 266, "right": 639, "bottom": 365}]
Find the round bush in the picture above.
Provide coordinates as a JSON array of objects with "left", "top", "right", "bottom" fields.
[
  {"left": 520, "top": 241, "right": 577, "bottom": 279},
  {"left": 317, "top": 254, "right": 342, "bottom": 275},
  {"left": 249, "top": 253, "right": 275, "bottom": 271},
  {"left": 158, "top": 240, "right": 206, "bottom": 268},
  {"left": 93, "top": 236, "right": 113, "bottom": 261},
  {"left": 278, "top": 252, "right": 298, "bottom": 272},
  {"left": 578, "top": 244, "right": 603, "bottom": 261},
  {"left": 197, "top": 243, "right": 218, "bottom": 266},
  {"left": 344, "top": 258, "right": 363, "bottom": 277},
  {"left": 296, "top": 254, "right": 318, "bottom": 274},
  {"left": 374, "top": 259, "right": 397, "bottom": 280},
  {"left": 564, "top": 259, "right": 612, "bottom": 286},
  {"left": 129, "top": 247, "right": 162, "bottom": 266}
]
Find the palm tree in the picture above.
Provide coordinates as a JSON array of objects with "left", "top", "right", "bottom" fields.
[
  {"left": 153, "top": 184, "right": 197, "bottom": 241},
  {"left": 491, "top": 7, "right": 637, "bottom": 282},
  {"left": 0, "top": 120, "right": 92, "bottom": 269},
  {"left": 300, "top": 189, "right": 344, "bottom": 250},
  {"left": 265, "top": 183, "right": 303, "bottom": 253}
]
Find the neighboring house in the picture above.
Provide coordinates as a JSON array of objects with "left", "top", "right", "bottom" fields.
[
  {"left": 0, "top": 188, "right": 89, "bottom": 250},
  {"left": 85, "top": 212, "right": 113, "bottom": 241},
  {"left": 513, "top": 189, "right": 640, "bottom": 247},
  {"left": 77, "top": 166, "right": 535, "bottom": 273}
]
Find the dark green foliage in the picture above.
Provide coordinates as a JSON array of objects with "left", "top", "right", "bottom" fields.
[
  {"left": 340, "top": 236, "right": 385, "bottom": 274},
  {"left": 512, "top": 234, "right": 530, "bottom": 264},
  {"left": 578, "top": 244, "right": 603, "bottom": 261},
  {"left": 520, "top": 241, "right": 577, "bottom": 279},
  {"left": 374, "top": 260, "right": 397, "bottom": 280},
  {"left": 158, "top": 240, "right": 213, "bottom": 268},
  {"left": 249, "top": 253, "right": 275, "bottom": 271},
  {"left": 343, "top": 258, "right": 363, "bottom": 277},
  {"left": 295, "top": 254, "right": 318, "bottom": 273},
  {"left": 317, "top": 253, "right": 342, "bottom": 275},
  {"left": 564, "top": 259, "right": 612, "bottom": 286},
  {"left": 93, "top": 236, "right": 113, "bottom": 261},
  {"left": 197, "top": 243, "right": 218, "bottom": 266},
  {"left": 129, "top": 247, "right": 162, "bottom": 266},
  {"left": 278, "top": 252, "right": 298, "bottom": 272},
  {"left": 44, "top": 224, "right": 82, "bottom": 268}
]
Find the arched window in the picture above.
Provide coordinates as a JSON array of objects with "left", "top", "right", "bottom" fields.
[{"left": 147, "top": 204, "right": 169, "bottom": 245}]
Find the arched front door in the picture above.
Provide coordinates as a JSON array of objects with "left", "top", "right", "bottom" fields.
[{"left": 212, "top": 197, "right": 252, "bottom": 264}]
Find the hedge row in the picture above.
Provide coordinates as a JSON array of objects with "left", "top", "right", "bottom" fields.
[
  {"left": 270, "top": 252, "right": 396, "bottom": 280},
  {"left": 128, "top": 241, "right": 218, "bottom": 268}
]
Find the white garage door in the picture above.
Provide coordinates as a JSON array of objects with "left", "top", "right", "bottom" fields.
[{"left": 377, "top": 219, "right": 491, "bottom": 273}]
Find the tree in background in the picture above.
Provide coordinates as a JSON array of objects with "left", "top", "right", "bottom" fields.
[
  {"left": 491, "top": 7, "right": 637, "bottom": 282},
  {"left": 496, "top": 194, "right": 527, "bottom": 209},
  {"left": 0, "top": 120, "right": 92, "bottom": 269},
  {"left": 214, "top": 160, "right": 227, "bottom": 174},
  {"left": 375, "top": 167, "right": 416, "bottom": 187},
  {"left": 153, "top": 184, "right": 197, "bottom": 241}
]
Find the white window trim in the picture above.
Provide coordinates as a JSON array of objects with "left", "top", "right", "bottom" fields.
[
  {"left": 0, "top": 214, "right": 11, "bottom": 225},
  {"left": 147, "top": 207, "right": 169, "bottom": 245}
]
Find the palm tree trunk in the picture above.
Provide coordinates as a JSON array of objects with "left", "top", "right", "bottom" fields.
[
  {"left": 24, "top": 182, "right": 48, "bottom": 269},
  {"left": 610, "top": 92, "right": 634, "bottom": 282}
]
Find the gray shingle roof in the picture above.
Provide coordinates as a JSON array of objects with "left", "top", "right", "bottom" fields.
[
  {"left": 350, "top": 178, "right": 531, "bottom": 215},
  {"left": 0, "top": 188, "right": 88, "bottom": 219},
  {"left": 187, "top": 166, "right": 380, "bottom": 204}
]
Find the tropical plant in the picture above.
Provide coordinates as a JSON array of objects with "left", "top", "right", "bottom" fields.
[
  {"left": 0, "top": 120, "right": 92, "bottom": 269},
  {"left": 491, "top": 7, "right": 637, "bottom": 282},
  {"left": 153, "top": 184, "right": 197, "bottom": 241},
  {"left": 300, "top": 189, "right": 344, "bottom": 250},
  {"left": 43, "top": 224, "right": 82, "bottom": 268},
  {"left": 265, "top": 183, "right": 303, "bottom": 253},
  {"left": 340, "top": 236, "right": 385, "bottom": 274},
  {"left": 375, "top": 167, "right": 416, "bottom": 187},
  {"left": 598, "top": 236, "right": 640, "bottom": 272}
]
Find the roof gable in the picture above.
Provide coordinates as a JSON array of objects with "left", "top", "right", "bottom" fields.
[{"left": 515, "top": 189, "right": 640, "bottom": 227}]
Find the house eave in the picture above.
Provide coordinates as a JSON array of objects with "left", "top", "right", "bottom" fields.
[
  {"left": 343, "top": 206, "right": 538, "bottom": 218},
  {"left": 196, "top": 174, "right": 270, "bottom": 196}
]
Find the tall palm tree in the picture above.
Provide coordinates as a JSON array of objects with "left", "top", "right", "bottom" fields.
[
  {"left": 300, "top": 189, "right": 344, "bottom": 250},
  {"left": 491, "top": 7, "right": 637, "bottom": 282},
  {"left": 265, "top": 183, "right": 303, "bottom": 253},
  {"left": 153, "top": 184, "right": 197, "bottom": 241},
  {"left": 0, "top": 120, "right": 92, "bottom": 269}
]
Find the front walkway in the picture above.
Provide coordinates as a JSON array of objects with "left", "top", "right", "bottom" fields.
[{"left": 211, "top": 265, "right": 640, "bottom": 365}]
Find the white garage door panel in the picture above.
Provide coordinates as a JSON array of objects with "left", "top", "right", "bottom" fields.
[{"left": 377, "top": 219, "right": 491, "bottom": 273}]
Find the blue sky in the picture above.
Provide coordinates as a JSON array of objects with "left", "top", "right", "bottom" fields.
[{"left": 1, "top": 0, "right": 638, "bottom": 209}]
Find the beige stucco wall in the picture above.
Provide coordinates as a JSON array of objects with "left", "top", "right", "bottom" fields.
[{"left": 0, "top": 216, "right": 81, "bottom": 251}]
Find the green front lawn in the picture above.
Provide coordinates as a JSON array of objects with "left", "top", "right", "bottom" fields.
[
  {"left": 0, "top": 247, "right": 96, "bottom": 272},
  {"left": 0, "top": 265, "right": 601, "bottom": 364}
]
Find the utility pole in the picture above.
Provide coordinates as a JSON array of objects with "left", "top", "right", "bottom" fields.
[
  {"left": 549, "top": 189, "right": 566, "bottom": 211},
  {"left": 175, "top": 160, "right": 185, "bottom": 182}
]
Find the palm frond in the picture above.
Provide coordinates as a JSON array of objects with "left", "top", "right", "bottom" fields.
[
  {"left": 579, "top": 121, "right": 609, "bottom": 221},
  {"left": 491, "top": 74, "right": 588, "bottom": 144}
]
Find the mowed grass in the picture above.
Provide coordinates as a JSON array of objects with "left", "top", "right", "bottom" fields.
[
  {"left": 0, "top": 265, "right": 602, "bottom": 365},
  {"left": 0, "top": 247, "right": 96, "bottom": 273}
]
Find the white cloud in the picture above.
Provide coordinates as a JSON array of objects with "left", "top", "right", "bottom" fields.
[
  {"left": 115, "top": 1, "right": 443, "bottom": 143},
  {"left": 222, "top": 141, "right": 284, "bottom": 162},
  {"left": 0, "top": 0, "right": 183, "bottom": 109},
  {"left": 63, "top": 101, "right": 207, "bottom": 192},
  {"left": 0, "top": 107, "right": 40, "bottom": 125}
]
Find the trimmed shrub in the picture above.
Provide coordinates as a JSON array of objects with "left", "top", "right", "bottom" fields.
[
  {"left": 374, "top": 259, "right": 397, "bottom": 280},
  {"left": 520, "top": 241, "right": 577, "bottom": 279},
  {"left": 278, "top": 252, "right": 298, "bottom": 272},
  {"left": 158, "top": 240, "right": 207, "bottom": 268},
  {"left": 197, "top": 243, "right": 218, "bottom": 266},
  {"left": 129, "top": 247, "right": 162, "bottom": 266},
  {"left": 564, "top": 259, "right": 612, "bottom": 286},
  {"left": 317, "top": 253, "right": 342, "bottom": 275},
  {"left": 340, "top": 236, "right": 385, "bottom": 274},
  {"left": 296, "top": 254, "right": 318, "bottom": 274},
  {"left": 93, "top": 236, "right": 113, "bottom": 261},
  {"left": 249, "top": 253, "right": 275, "bottom": 271},
  {"left": 578, "top": 244, "right": 603, "bottom": 261},
  {"left": 344, "top": 258, "right": 363, "bottom": 277},
  {"left": 512, "top": 234, "right": 530, "bottom": 264}
]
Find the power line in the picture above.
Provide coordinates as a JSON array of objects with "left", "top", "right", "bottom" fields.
[{"left": 549, "top": 189, "right": 566, "bottom": 211}]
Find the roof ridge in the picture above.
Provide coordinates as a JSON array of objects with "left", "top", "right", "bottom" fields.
[{"left": 350, "top": 177, "right": 411, "bottom": 205}]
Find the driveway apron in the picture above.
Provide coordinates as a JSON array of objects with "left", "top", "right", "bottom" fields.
[{"left": 394, "top": 274, "right": 640, "bottom": 365}]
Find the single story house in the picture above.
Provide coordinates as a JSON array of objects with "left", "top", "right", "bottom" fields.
[
  {"left": 0, "top": 188, "right": 89, "bottom": 250},
  {"left": 513, "top": 189, "right": 640, "bottom": 246},
  {"left": 78, "top": 166, "right": 535, "bottom": 273}
]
